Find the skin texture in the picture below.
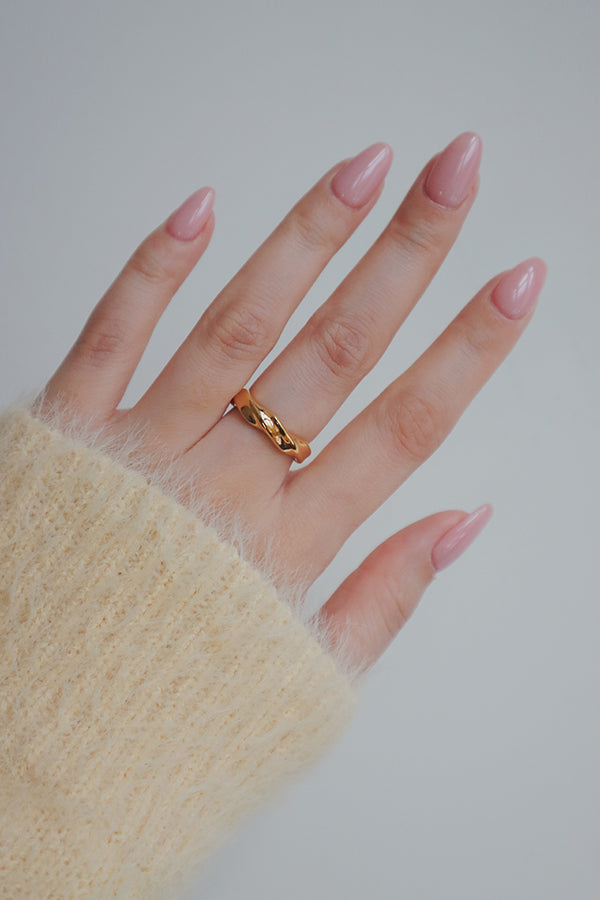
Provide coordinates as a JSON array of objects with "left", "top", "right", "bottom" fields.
[{"left": 40, "top": 131, "right": 547, "bottom": 674}]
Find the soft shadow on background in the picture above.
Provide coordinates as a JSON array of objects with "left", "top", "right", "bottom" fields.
[{"left": 1, "top": 1, "right": 598, "bottom": 898}]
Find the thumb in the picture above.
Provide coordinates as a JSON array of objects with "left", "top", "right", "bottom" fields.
[{"left": 318, "top": 504, "right": 493, "bottom": 674}]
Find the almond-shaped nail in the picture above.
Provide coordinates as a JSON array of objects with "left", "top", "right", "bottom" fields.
[
  {"left": 424, "top": 132, "right": 482, "bottom": 209},
  {"left": 331, "top": 142, "right": 393, "bottom": 209},
  {"left": 491, "top": 257, "right": 547, "bottom": 320},
  {"left": 165, "top": 186, "right": 215, "bottom": 241},
  {"left": 431, "top": 504, "right": 494, "bottom": 572}
]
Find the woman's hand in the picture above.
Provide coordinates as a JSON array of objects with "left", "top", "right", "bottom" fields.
[{"left": 39, "top": 132, "right": 546, "bottom": 674}]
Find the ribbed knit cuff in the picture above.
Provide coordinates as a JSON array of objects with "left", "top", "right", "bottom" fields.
[{"left": 0, "top": 402, "right": 358, "bottom": 900}]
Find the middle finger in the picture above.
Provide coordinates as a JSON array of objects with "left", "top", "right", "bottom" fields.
[
  {"left": 213, "top": 131, "right": 482, "bottom": 483},
  {"left": 129, "top": 141, "right": 393, "bottom": 452}
]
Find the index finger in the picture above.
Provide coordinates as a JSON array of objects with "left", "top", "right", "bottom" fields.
[{"left": 129, "top": 142, "right": 393, "bottom": 454}]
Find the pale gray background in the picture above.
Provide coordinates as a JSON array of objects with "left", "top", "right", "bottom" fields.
[{"left": 1, "top": 1, "right": 598, "bottom": 898}]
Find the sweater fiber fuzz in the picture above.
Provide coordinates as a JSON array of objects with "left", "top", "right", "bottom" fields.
[{"left": 0, "top": 400, "right": 358, "bottom": 899}]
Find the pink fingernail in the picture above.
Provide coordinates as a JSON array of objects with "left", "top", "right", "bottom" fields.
[
  {"left": 424, "top": 132, "right": 482, "bottom": 209},
  {"left": 431, "top": 504, "right": 494, "bottom": 572},
  {"left": 491, "top": 257, "right": 548, "bottom": 320},
  {"left": 331, "top": 142, "right": 393, "bottom": 209},
  {"left": 165, "top": 186, "right": 215, "bottom": 241}
]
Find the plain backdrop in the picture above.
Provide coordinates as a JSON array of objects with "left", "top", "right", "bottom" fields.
[{"left": 1, "top": 1, "right": 598, "bottom": 898}]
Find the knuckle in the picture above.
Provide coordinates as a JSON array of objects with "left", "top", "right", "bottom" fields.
[
  {"left": 208, "top": 302, "right": 272, "bottom": 361},
  {"left": 379, "top": 387, "right": 448, "bottom": 464},
  {"left": 127, "top": 240, "right": 173, "bottom": 288},
  {"left": 72, "top": 313, "right": 129, "bottom": 369},
  {"left": 378, "top": 576, "right": 411, "bottom": 644},
  {"left": 454, "top": 311, "right": 502, "bottom": 366},
  {"left": 289, "top": 205, "right": 336, "bottom": 256},
  {"left": 388, "top": 210, "right": 440, "bottom": 257},
  {"left": 312, "top": 313, "right": 373, "bottom": 380}
]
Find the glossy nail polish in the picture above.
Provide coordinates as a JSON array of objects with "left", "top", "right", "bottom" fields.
[
  {"left": 424, "top": 132, "right": 482, "bottom": 209},
  {"left": 165, "top": 187, "right": 215, "bottom": 241},
  {"left": 491, "top": 257, "right": 548, "bottom": 320},
  {"left": 331, "top": 142, "right": 393, "bottom": 209},
  {"left": 431, "top": 504, "right": 493, "bottom": 572}
]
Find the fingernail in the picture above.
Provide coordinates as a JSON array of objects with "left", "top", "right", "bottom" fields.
[
  {"left": 165, "top": 186, "right": 215, "bottom": 241},
  {"left": 424, "top": 131, "right": 482, "bottom": 209},
  {"left": 491, "top": 257, "right": 548, "bottom": 320},
  {"left": 331, "top": 142, "right": 393, "bottom": 209},
  {"left": 431, "top": 504, "right": 493, "bottom": 572}
]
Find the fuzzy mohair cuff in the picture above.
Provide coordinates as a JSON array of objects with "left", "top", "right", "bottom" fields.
[{"left": 0, "top": 392, "right": 360, "bottom": 900}]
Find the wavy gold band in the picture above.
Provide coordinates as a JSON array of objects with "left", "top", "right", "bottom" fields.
[{"left": 230, "top": 388, "right": 311, "bottom": 463}]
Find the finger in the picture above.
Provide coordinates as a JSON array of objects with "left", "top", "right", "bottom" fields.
[
  {"left": 130, "top": 142, "right": 393, "bottom": 453},
  {"left": 41, "top": 187, "right": 216, "bottom": 421},
  {"left": 285, "top": 257, "right": 547, "bottom": 565},
  {"left": 222, "top": 131, "right": 482, "bottom": 483},
  {"left": 316, "top": 505, "right": 493, "bottom": 675}
]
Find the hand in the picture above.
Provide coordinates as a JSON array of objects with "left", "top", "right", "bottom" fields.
[{"left": 38, "top": 131, "right": 546, "bottom": 674}]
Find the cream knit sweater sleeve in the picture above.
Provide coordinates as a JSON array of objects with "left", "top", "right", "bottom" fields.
[{"left": 0, "top": 395, "right": 360, "bottom": 900}]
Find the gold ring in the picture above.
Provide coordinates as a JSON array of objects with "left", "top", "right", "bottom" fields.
[{"left": 230, "top": 387, "right": 311, "bottom": 463}]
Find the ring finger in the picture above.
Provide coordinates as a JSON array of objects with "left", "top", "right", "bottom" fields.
[{"left": 201, "top": 131, "right": 482, "bottom": 483}]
